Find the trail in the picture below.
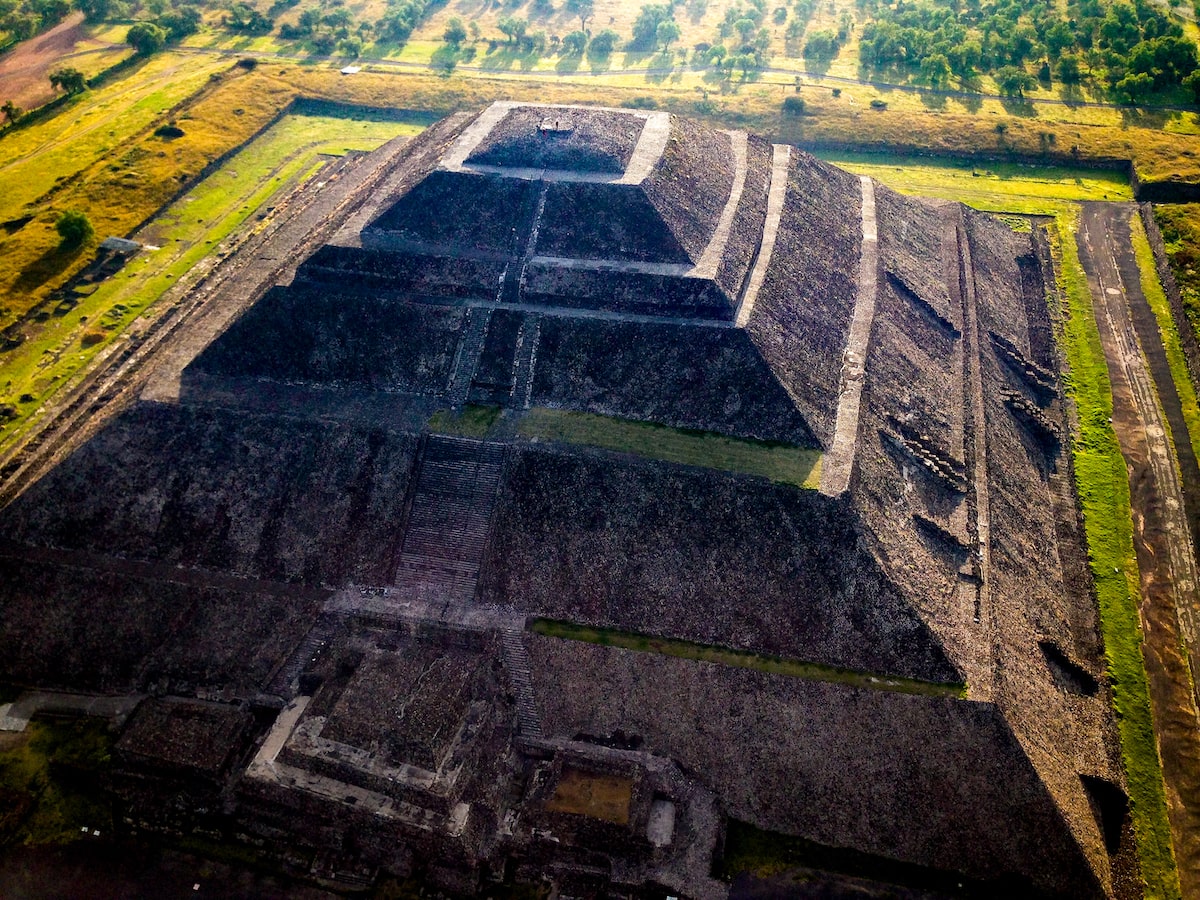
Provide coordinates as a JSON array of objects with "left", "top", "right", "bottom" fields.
[{"left": 1077, "top": 201, "right": 1200, "bottom": 895}]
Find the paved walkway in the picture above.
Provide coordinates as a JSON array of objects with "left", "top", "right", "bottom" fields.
[
  {"left": 695, "top": 130, "right": 749, "bottom": 278},
  {"left": 820, "top": 175, "right": 877, "bottom": 495},
  {"left": 0, "top": 691, "right": 143, "bottom": 732},
  {"left": 734, "top": 143, "right": 791, "bottom": 328}
]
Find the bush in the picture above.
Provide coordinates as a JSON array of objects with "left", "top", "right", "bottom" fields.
[
  {"left": 782, "top": 95, "right": 806, "bottom": 115},
  {"left": 54, "top": 210, "right": 93, "bottom": 248},
  {"left": 126, "top": 22, "right": 167, "bottom": 55},
  {"left": 869, "top": 98, "right": 887, "bottom": 109}
]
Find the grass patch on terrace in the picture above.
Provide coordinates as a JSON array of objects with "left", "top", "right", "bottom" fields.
[
  {"left": 517, "top": 408, "right": 822, "bottom": 488},
  {"left": 1154, "top": 203, "right": 1200, "bottom": 349},
  {"left": 529, "top": 619, "right": 966, "bottom": 699},
  {"left": 0, "top": 720, "right": 113, "bottom": 848},
  {"left": 1130, "top": 212, "right": 1200, "bottom": 473},
  {"left": 1050, "top": 207, "right": 1181, "bottom": 900},
  {"left": 545, "top": 768, "right": 633, "bottom": 826},
  {"left": 0, "top": 109, "right": 423, "bottom": 454},
  {"left": 428, "top": 404, "right": 502, "bottom": 438}
]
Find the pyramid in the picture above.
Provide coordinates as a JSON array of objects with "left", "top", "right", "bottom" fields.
[{"left": 0, "top": 103, "right": 1126, "bottom": 898}]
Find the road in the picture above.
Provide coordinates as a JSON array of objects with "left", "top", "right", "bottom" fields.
[
  {"left": 1077, "top": 201, "right": 1200, "bottom": 896},
  {"left": 170, "top": 43, "right": 1200, "bottom": 116}
]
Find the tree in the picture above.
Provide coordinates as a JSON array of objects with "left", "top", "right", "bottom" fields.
[
  {"left": 656, "top": 19, "right": 680, "bottom": 50},
  {"left": 75, "top": 0, "right": 113, "bottom": 22},
  {"left": 443, "top": 16, "right": 466, "bottom": 45},
  {"left": 782, "top": 94, "right": 806, "bottom": 115},
  {"left": 49, "top": 67, "right": 87, "bottom": 95},
  {"left": 564, "top": 0, "right": 592, "bottom": 31},
  {"left": 630, "top": 3, "right": 672, "bottom": 50},
  {"left": 1115, "top": 70, "right": 1155, "bottom": 102},
  {"left": 561, "top": 29, "right": 587, "bottom": 54},
  {"left": 498, "top": 15, "right": 527, "bottom": 44},
  {"left": 55, "top": 210, "right": 94, "bottom": 248},
  {"left": 995, "top": 65, "right": 1034, "bottom": 97},
  {"left": 126, "top": 21, "right": 167, "bottom": 55},
  {"left": 588, "top": 28, "right": 618, "bottom": 56},
  {"left": 802, "top": 29, "right": 838, "bottom": 61},
  {"left": 1057, "top": 53, "right": 1082, "bottom": 83},
  {"left": 158, "top": 7, "right": 201, "bottom": 41},
  {"left": 920, "top": 52, "right": 951, "bottom": 85},
  {"left": 1, "top": 99, "right": 22, "bottom": 124}
]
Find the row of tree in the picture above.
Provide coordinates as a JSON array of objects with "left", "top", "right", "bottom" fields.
[
  {"left": 1, "top": 0, "right": 71, "bottom": 43},
  {"left": 855, "top": 0, "right": 1199, "bottom": 101}
]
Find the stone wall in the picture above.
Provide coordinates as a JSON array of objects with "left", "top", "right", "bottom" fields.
[
  {"left": 1, "top": 403, "right": 419, "bottom": 586},
  {"left": 528, "top": 318, "right": 815, "bottom": 444},
  {"left": 478, "top": 445, "right": 960, "bottom": 684},
  {"left": 747, "top": 152, "right": 862, "bottom": 448}
]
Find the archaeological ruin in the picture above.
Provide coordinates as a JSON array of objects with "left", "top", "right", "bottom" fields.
[{"left": 0, "top": 102, "right": 1132, "bottom": 897}]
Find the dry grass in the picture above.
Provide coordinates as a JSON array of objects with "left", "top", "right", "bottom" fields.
[{"left": 544, "top": 767, "right": 633, "bottom": 825}]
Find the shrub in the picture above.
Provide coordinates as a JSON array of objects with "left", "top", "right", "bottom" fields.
[
  {"left": 782, "top": 95, "right": 806, "bottom": 115},
  {"left": 54, "top": 210, "right": 93, "bottom": 248}
]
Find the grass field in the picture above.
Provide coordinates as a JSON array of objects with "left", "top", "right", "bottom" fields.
[
  {"left": 0, "top": 720, "right": 112, "bottom": 847},
  {"left": 518, "top": 407, "right": 822, "bottom": 487},
  {"left": 819, "top": 151, "right": 1133, "bottom": 206},
  {"left": 428, "top": 404, "right": 503, "bottom": 438},
  {"left": 0, "top": 108, "right": 424, "bottom": 450},
  {"left": 544, "top": 768, "right": 633, "bottom": 824},
  {"left": 530, "top": 618, "right": 967, "bottom": 698}
]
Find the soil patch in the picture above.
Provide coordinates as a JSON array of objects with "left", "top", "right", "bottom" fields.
[{"left": 0, "top": 14, "right": 120, "bottom": 111}]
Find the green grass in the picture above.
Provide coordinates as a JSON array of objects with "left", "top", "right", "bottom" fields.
[
  {"left": 517, "top": 408, "right": 822, "bottom": 488},
  {"left": 1050, "top": 207, "right": 1181, "bottom": 900},
  {"left": 0, "top": 110, "right": 425, "bottom": 453},
  {"left": 1129, "top": 213, "right": 1200, "bottom": 473},
  {"left": 1154, "top": 203, "right": 1200, "bottom": 352},
  {"left": 0, "top": 720, "right": 113, "bottom": 847},
  {"left": 428, "top": 404, "right": 502, "bottom": 438},
  {"left": 530, "top": 618, "right": 966, "bottom": 699},
  {"left": 819, "top": 151, "right": 1133, "bottom": 209}
]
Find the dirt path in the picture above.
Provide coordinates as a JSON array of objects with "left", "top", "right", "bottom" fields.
[{"left": 1077, "top": 201, "right": 1200, "bottom": 895}]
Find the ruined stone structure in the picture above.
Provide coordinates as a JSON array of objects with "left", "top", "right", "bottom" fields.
[{"left": 0, "top": 103, "right": 1128, "bottom": 897}]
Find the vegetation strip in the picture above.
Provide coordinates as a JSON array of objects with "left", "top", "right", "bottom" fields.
[
  {"left": 0, "top": 110, "right": 421, "bottom": 453},
  {"left": 529, "top": 618, "right": 966, "bottom": 699},
  {"left": 518, "top": 407, "right": 822, "bottom": 488},
  {"left": 1052, "top": 208, "right": 1181, "bottom": 899},
  {"left": 1129, "top": 212, "right": 1200, "bottom": 527}
]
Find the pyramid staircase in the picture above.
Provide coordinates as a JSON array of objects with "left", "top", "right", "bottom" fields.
[
  {"left": 392, "top": 436, "right": 505, "bottom": 603},
  {"left": 500, "top": 626, "right": 543, "bottom": 737}
]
